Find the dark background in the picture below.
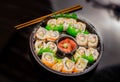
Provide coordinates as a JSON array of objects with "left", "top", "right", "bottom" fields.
[{"left": 0, "top": 0, "right": 120, "bottom": 82}]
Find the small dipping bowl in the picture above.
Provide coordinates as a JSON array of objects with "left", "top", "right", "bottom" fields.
[{"left": 56, "top": 34, "right": 78, "bottom": 58}]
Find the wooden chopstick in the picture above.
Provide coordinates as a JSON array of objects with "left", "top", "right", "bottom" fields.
[{"left": 15, "top": 5, "right": 82, "bottom": 30}]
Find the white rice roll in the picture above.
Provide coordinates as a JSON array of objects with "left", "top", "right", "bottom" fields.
[
  {"left": 63, "top": 18, "right": 76, "bottom": 31},
  {"left": 35, "top": 27, "right": 47, "bottom": 40},
  {"left": 74, "top": 47, "right": 87, "bottom": 61},
  {"left": 35, "top": 40, "right": 46, "bottom": 53},
  {"left": 62, "top": 57, "right": 75, "bottom": 73},
  {"left": 41, "top": 52, "right": 55, "bottom": 67},
  {"left": 46, "top": 42, "right": 57, "bottom": 53},
  {"left": 46, "top": 30, "right": 59, "bottom": 41},
  {"left": 88, "top": 34, "right": 98, "bottom": 47},
  {"left": 47, "top": 19, "right": 57, "bottom": 26},
  {"left": 52, "top": 62, "right": 63, "bottom": 72},
  {"left": 63, "top": 18, "right": 70, "bottom": 31},
  {"left": 56, "top": 18, "right": 65, "bottom": 25},
  {"left": 76, "top": 34, "right": 88, "bottom": 46},
  {"left": 74, "top": 22, "right": 86, "bottom": 32},
  {"left": 67, "top": 18, "right": 76, "bottom": 25},
  {"left": 73, "top": 58, "right": 88, "bottom": 73},
  {"left": 74, "top": 52, "right": 81, "bottom": 62},
  {"left": 76, "top": 47, "right": 87, "bottom": 56},
  {"left": 86, "top": 48, "right": 99, "bottom": 60}
]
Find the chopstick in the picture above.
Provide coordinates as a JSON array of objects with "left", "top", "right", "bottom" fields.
[{"left": 15, "top": 4, "right": 82, "bottom": 30}]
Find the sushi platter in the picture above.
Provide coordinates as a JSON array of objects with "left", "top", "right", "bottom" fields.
[{"left": 30, "top": 13, "right": 103, "bottom": 76}]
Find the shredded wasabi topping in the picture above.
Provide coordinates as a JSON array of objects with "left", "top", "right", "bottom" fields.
[
  {"left": 82, "top": 54, "right": 94, "bottom": 64},
  {"left": 38, "top": 47, "right": 54, "bottom": 56},
  {"left": 71, "top": 56, "right": 76, "bottom": 62},
  {"left": 83, "top": 30, "right": 89, "bottom": 34},
  {"left": 45, "top": 24, "right": 63, "bottom": 32}
]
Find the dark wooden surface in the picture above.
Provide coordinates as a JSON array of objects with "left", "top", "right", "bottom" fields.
[{"left": 1, "top": 0, "right": 120, "bottom": 82}]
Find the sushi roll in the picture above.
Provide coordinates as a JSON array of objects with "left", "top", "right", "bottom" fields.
[
  {"left": 76, "top": 47, "right": 87, "bottom": 56},
  {"left": 35, "top": 40, "right": 46, "bottom": 53},
  {"left": 56, "top": 18, "right": 65, "bottom": 25},
  {"left": 64, "top": 18, "right": 76, "bottom": 31},
  {"left": 41, "top": 52, "right": 55, "bottom": 67},
  {"left": 67, "top": 18, "right": 76, "bottom": 25},
  {"left": 74, "top": 47, "right": 87, "bottom": 61},
  {"left": 62, "top": 19, "right": 70, "bottom": 31},
  {"left": 35, "top": 27, "right": 47, "bottom": 40},
  {"left": 76, "top": 34, "right": 88, "bottom": 46},
  {"left": 52, "top": 62, "right": 63, "bottom": 72},
  {"left": 74, "top": 58, "right": 88, "bottom": 73},
  {"left": 46, "top": 30, "right": 59, "bottom": 41},
  {"left": 46, "top": 42, "right": 57, "bottom": 53},
  {"left": 47, "top": 19, "right": 57, "bottom": 27},
  {"left": 74, "top": 53, "right": 81, "bottom": 62},
  {"left": 88, "top": 34, "right": 98, "bottom": 48},
  {"left": 62, "top": 57, "right": 75, "bottom": 73},
  {"left": 86, "top": 48, "right": 99, "bottom": 60},
  {"left": 74, "top": 22, "right": 86, "bottom": 32},
  {"left": 46, "top": 18, "right": 63, "bottom": 32}
]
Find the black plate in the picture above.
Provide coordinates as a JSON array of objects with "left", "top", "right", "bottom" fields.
[{"left": 29, "top": 17, "right": 104, "bottom": 76}]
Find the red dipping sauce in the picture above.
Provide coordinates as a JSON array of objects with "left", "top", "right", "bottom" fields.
[{"left": 58, "top": 38, "right": 77, "bottom": 53}]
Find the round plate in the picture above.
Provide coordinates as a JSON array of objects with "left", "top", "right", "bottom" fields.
[{"left": 29, "top": 17, "right": 104, "bottom": 76}]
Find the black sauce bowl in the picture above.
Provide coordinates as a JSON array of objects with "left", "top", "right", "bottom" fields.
[
  {"left": 56, "top": 34, "right": 78, "bottom": 58},
  {"left": 29, "top": 17, "right": 104, "bottom": 76}
]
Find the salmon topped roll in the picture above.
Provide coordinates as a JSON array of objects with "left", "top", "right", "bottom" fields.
[
  {"left": 46, "top": 42, "right": 57, "bottom": 53},
  {"left": 86, "top": 48, "right": 99, "bottom": 60},
  {"left": 76, "top": 34, "right": 88, "bottom": 46},
  {"left": 52, "top": 62, "right": 63, "bottom": 72},
  {"left": 62, "top": 57, "right": 75, "bottom": 73},
  {"left": 74, "top": 58, "right": 88, "bottom": 73},
  {"left": 41, "top": 52, "right": 55, "bottom": 67},
  {"left": 35, "top": 40, "right": 46, "bottom": 53},
  {"left": 46, "top": 30, "right": 59, "bottom": 41},
  {"left": 88, "top": 34, "right": 98, "bottom": 48},
  {"left": 35, "top": 27, "right": 47, "bottom": 40},
  {"left": 74, "top": 22, "right": 86, "bottom": 32}
]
